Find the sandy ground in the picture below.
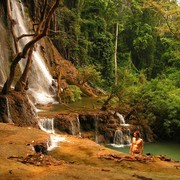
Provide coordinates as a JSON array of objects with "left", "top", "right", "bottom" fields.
[{"left": 0, "top": 123, "right": 180, "bottom": 180}]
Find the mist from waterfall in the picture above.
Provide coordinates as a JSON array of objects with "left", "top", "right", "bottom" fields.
[{"left": 7, "top": 0, "right": 56, "bottom": 104}]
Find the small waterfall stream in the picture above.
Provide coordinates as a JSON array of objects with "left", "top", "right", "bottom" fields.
[
  {"left": 115, "top": 112, "right": 125, "bottom": 124},
  {"left": 5, "top": 97, "right": 13, "bottom": 123},
  {"left": 112, "top": 112, "right": 131, "bottom": 147},
  {"left": 70, "top": 115, "right": 82, "bottom": 137},
  {"left": 95, "top": 116, "right": 99, "bottom": 143},
  {"left": 112, "top": 128, "right": 131, "bottom": 147},
  {"left": 38, "top": 118, "right": 65, "bottom": 151},
  {"left": 70, "top": 120, "right": 76, "bottom": 136},
  {"left": 77, "top": 115, "right": 81, "bottom": 137}
]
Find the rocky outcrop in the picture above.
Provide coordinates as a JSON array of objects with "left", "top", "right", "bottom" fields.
[
  {"left": 51, "top": 111, "right": 154, "bottom": 144},
  {"left": 0, "top": 91, "right": 38, "bottom": 126}
]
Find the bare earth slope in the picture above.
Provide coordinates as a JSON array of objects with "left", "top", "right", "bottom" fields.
[{"left": 0, "top": 123, "right": 179, "bottom": 180}]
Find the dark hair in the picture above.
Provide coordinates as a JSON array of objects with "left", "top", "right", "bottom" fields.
[{"left": 134, "top": 131, "right": 141, "bottom": 138}]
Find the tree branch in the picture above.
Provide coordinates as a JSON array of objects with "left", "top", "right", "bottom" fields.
[{"left": 17, "top": 34, "right": 35, "bottom": 41}]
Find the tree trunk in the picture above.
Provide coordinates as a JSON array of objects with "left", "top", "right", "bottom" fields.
[
  {"left": 101, "top": 93, "right": 114, "bottom": 111},
  {"left": 114, "top": 22, "right": 118, "bottom": 86},
  {"left": 15, "top": 47, "right": 33, "bottom": 91}
]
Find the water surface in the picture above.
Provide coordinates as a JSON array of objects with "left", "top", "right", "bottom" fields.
[{"left": 107, "top": 142, "right": 180, "bottom": 161}]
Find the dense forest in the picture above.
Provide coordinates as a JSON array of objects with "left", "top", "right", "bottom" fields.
[
  {"left": 0, "top": 0, "right": 179, "bottom": 142},
  {"left": 50, "top": 0, "right": 180, "bottom": 141},
  {"left": 37, "top": 0, "right": 180, "bottom": 141}
]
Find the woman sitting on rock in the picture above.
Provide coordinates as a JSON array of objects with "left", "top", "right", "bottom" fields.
[{"left": 129, "top": 130, "right": 144, "bottom": 155}]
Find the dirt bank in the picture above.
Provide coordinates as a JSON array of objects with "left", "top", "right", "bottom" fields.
[{"left": 0, "top": 123, "right": 179, "bottom": 180}]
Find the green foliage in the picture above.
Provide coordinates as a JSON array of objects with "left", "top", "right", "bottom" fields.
[
  {"left": 69, "top": 85, "right": 82, "bottom": 102},
  {"left": 136, "top": 78, "right": 180, "bottom": 140},
  {"left": 166, "top": 69, "right": 180, "bottom": 88},
  {"left": 133, "top": 23, "right": 154, "bottom": 52},
  {"left": 61, "top": 85, "right": 82, "bottom": 103},
  {"left": 51, "top": 0, "right": 180, "bottom": 141},
  {"left": 54, "top": 6, "right": 80, "bottom": 61},
  {"left": 77, "top": 65, "right": 103, "bottom": 87}
]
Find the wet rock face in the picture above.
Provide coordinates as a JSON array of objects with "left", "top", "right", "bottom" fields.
[
  {"left": 53, "top": 112, "right": 154, "bottom": 144},
  {"left": 54, "top": 113, "right": 80, "bottom": 135},
  {"left": 0, "top": 96, "right": 11, "bottom": 123},
  {"left": 0, "top": 91, "right": 38, "bottom": 126}
]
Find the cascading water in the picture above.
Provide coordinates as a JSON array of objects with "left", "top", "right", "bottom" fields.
[
  {"left": 70, "top": 120, "right": 76, "bottom": 136},
  {"left": 38, "top": 118, "right": 65, "bottom": 151},
  {"left": 95, "top": 117, "right": 99, "bottom": 143},
  {"left": 111, "top": 112, "right": 131, "bottom": 147},
  {"left": 70, "top": 116, "right": 81, "bottom": 137},
  {"left": 112, "top": 128, "right": 131, "bottom": 147},
  {"left": 115, "top": 112, "right": 125, "bottom": 124},
  {"left": 0, "top": 17, "right": 10, "bottom": 87},
  {"left": 115, "top": 112, "right": 130, "bottom": 127},
  {"left": 38, "top": 118, "right": 55, "bottom": 134},
  {"left": 113, "top": 130, "right": 123, "bottom": 145},
  {"left": 0, "top": 96, "right": 13, "bottom": 123},
  {"left": 77, "top": 115, "right": 81, "bottom": 137},
  {"left": 5, "top": 97, "right": 12, "bottom": 123},
  {"left": 8, "top": 0, "right": 56, "bottom": 104}
]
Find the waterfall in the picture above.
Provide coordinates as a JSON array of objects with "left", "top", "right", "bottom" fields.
[
  {"left": 115, "top": 112, "right": 125, "bottom": 124},
  {"left": 4, "top": 97, "right": 13, "bottom": 123},
  {"left": 113, "top": 130, "right": 123, "bottom": 145},
  {"left": 38, "top": 118, "right": 65, "bottom": 151},
  {"left": 70, "top": 116, "right": 82, "bottom": 137},
  {"left": 9, "top": 0, "right": 56, "bottom": 104},
  {"left": 0, "top": 17, "right": 10, "bottom": 87},
  {"left": 95, "top": 117, "right": 99, "bottom": 143},
  {"left": 113, "top": 128, "right": 131, "bottom": 147},
  {"left": 5, "top": 97, "right": 13, "bottom": 123},
  {"left": 70, "top": 120, "right": 76, "bottom": 136},
  {"left": 38, "top": 118, "right": 55, "bottom": 134},
  {"left": 77, "top": 115, "right": 81, "bottom": 137},
  {"left": 115, "top": 112, "right": 130, "bottom": 127}
]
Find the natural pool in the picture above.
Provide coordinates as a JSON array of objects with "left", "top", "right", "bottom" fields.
[{"left": 106, "top": 142, "right": 180, "bottom": 161}]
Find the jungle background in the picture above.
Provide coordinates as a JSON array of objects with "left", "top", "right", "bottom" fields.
[{"left": 49, "top": 0, "right": 180, "bottom": 142}]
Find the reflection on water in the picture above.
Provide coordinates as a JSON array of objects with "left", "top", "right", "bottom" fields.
[{"left": 106, "top": 142, "right": 180, "bottom": 161}]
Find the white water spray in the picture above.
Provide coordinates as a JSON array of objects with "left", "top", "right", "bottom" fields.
[{"left": 38, "top": 118, "right": 65, "bottom": 151}]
